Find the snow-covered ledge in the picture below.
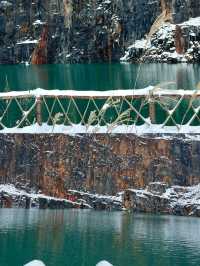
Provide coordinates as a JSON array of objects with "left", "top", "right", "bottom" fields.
[
  {"left": 1, "top": 123, "right": 200, "bottom": 139},
  {"left": 0, "top": 87, "right": 200, "bottom": 98}
]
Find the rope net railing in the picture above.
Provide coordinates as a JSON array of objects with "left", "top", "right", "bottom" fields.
[{"left": 0, "top": 88, "right": 200, "bottom": 133}]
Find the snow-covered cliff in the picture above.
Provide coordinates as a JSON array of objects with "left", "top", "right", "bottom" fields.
[{"left": 0, "top": 0, "right": 199, "bottom": 64}]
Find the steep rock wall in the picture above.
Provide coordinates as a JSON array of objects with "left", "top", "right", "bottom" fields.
[
  {"left": 122, "top": 0, "right": 200, "bottom": 63},
  {"left": 172, "top": 0, "right": 200, "bottom": 23},
  {"left": 0, "top": 0, "right": 160, "bottom": 63},
  {"left": 0, "top": 0, "right": 199, "bottom": 64},
  {"left": 0, "top": 134, "right": 200, "bottom": 197}
]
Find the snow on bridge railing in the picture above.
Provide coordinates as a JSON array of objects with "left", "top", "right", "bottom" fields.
[{"left": 0, "top": 87, "right": 200, "bottom": 134}]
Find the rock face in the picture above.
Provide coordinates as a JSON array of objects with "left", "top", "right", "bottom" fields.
[
  {"left": 0, "top": 134, "right": 200, "bottom": 197},
  {"left": 0, "top": 184, "right": 123, "bottom": 210},
  {"left": 122, "top": 19, "right": 200, "bottom": 63},
  {"left": 123, "top": 182, "right": 200, "bottom": 217},
  {"left": 0, "top": 0, "right": 161, "bottom": 64},
  {"left": 171, "top": 0, "right": 200, "bottom": 24},
  {"left": 0, "top": 184, "right": 92, "bottom": 209},
  {"left": 121, "top": 0, "right": 200, "bottom": 63},
  {"left": 1, "top": 0, "right": 199, "bottom": 64},
  {"left": 68, "top": 189, "right": 123, "bottom": 211}
]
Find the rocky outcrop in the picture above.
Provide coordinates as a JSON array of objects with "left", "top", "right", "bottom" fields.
[
  {"left": 123, "top": 182, "right": 200, "bottom": 217},
  {"left": 0, "top": 184, "right": 92, "bottom": 209},
  {"left": 121, "top": 1, "right": 200, "bottom": 63},
  {"left": 1, "top": 0, "right": 200, "bottom": 64},
  {"left": 0, "top": 185, "right": 87, "bottom": 209},
  {"left": 122, "top": 18, "right": 200, "bottom": 63},
  {"left": 68, "top": 189, "right": 123, "bottom": 211},
  {"left": 0, "top": 184, "right": 123, "bottom": 210},
  {"left": 1, "top": 182, "right": 200, "bottom": 217}
]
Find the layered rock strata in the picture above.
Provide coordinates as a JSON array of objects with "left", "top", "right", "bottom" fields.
[{"left": 0, "top": 134, "right": 200, "bottom": 196}]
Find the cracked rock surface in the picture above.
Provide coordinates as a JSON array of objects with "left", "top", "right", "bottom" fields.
[{"left": 2, "top": 0, "right": 200, "bottom": 64}]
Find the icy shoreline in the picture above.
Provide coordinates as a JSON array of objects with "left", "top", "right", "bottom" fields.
[
  {"left": 0, "top": 184, "right": 90, "bottom": 209},
  {"left": 1, "top": 183, "right": 200, "bottom": 217},
  {"left": 124, "top": 182, "right": 200, "bottom": 217},
  {"left": 0, "top": 184, "right": 123, "bottom": 211}
]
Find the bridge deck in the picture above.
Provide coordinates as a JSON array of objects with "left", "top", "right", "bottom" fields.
[{"left": 0, "top": 87, "right": 200, "bottom": 133}]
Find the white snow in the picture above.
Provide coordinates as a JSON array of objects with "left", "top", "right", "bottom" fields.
[
  {"left": 120, "top": 39, "right": 148, "bottom": 61},
  {"left": 17, "top": 39, "right": 38, "bottom": 45},
  {"left": 0, "top": 1, "right": 12, "bottom": 7},
  {"left": 0, "top": 87, "right": 154, "bottom": 98},
  {"left": 103, "top": 0, "right": 111, "bottom": 4},
  {"left": 132, "top": 39, "right": 147, "bottom": 49},
  {"left": 163, "top": 184, "right": 200, "bottom": 210},
  {"left": 96, "top": 261, "right": 113, "bottom": 266},
  {"left": 0, "top": 184, "right": 81, "bottom": 206},
  {"left": 2, "top": 123, "right": 200, "bottom": 138},
  {"left": 180, "top": 16, "right": 200, "bottom": 27},
  {"left": 33, "top": 20, "right": 45, "bottom": 26},
  {"left": 69, "top": 189, "right": 122, "bottom": 203},
  {"left": 101, "top": 103, "right": 110, "bottom": 111},
  {"left": 0, "top": 87, "right": 199, "bottom": 98},
  {"left": 162, "top": 51, "right": 183, "bottom": 59},
  {"left": 24, "top": 260, "right": 45, "bottom": 266},
  {"left": 130, "top": 183, "right": 200, "bottom": 208}
]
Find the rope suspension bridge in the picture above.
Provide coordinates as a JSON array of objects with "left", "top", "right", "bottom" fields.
[{"left": 0, "top": 87, "right": 200, "bottom": 133}]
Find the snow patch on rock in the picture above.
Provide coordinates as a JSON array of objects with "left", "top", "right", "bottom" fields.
[{"left": 180, "top": 17, "right": 200, "bottom": 27}]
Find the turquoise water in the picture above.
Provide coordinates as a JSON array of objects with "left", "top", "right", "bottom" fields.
[
  {"left": 0, "top": 63, "right": 200, "bottom": 91},
  {"left": 0, "top": 209, "right": 200, "bottom": 266},
  {"left": 0, "top": 63, "right": 200, "bottom": 128}
]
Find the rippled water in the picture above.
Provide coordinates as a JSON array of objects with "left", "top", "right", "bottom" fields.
[
  {"left": 0, "top": 63, "right": 200, "bottom": 91},
  {"left": 0, "top": 209, "right": 200, "bottom": 266}
]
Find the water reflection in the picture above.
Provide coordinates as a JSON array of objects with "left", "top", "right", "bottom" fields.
[
  {"left": 0, "top": 209, "right": 200, "bottom": 266},
  {"left": 0, "top": 64, "right": 200, "bottom": 91}
]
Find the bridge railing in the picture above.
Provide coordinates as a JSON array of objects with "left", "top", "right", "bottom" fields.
[{"left": 0, "top": 87, "right": 200, "bottom": 132}]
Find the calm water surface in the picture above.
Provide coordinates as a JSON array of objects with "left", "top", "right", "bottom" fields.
[
  {"left": 0, "top": 209, "right": 200, "bottom": 266},
  {"left": 0, "top": 63, "right": 200, "bottom": 91}
]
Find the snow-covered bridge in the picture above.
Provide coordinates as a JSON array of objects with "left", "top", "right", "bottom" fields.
[{"left": 0, "top": 87, "right": 200, "bottom": 134}]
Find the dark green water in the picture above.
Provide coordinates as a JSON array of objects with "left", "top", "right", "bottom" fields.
[
  {"left": 1, "top": 63, "right": 200, "bottom": 128},
  {"left": 0, "top": 209, "right": 200, "bottom": 266},
  {"left": 0, "top": 63, "right": 200, "bottom": 91}
]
